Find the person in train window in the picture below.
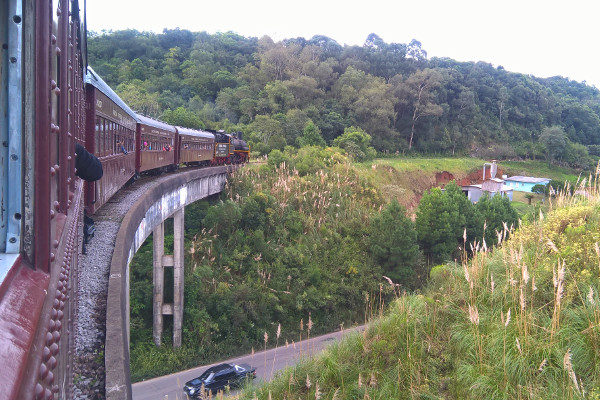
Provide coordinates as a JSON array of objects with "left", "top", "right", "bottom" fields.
[
  {"left": 75, "top": 143, "right": 103, "bottom": 182},
  {"left": 118, "top": 140, "right": 128, "bottom": 154}
]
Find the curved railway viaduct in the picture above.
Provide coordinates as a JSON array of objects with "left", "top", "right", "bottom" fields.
[{"left": 77, "top": 165, "right": 237, "bottom": 399}]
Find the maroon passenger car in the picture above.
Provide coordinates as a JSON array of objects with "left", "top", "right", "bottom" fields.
[
  {"left": 136, "top": 114, "right": 177, "bottom": 174},
  {"left": 84, "top": 68, "right": 137, "bottom": 214},
  {"left": 177, "top": 126, "right": 216, "bottom": 166}
]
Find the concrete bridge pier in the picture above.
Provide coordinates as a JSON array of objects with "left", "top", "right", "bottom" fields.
[{"left": 152, "top": 207, "right": 185, "bottom": 347}]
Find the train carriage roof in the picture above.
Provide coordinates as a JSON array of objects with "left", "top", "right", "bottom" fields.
[
  {"left": 85, "top": 67, "right": 137, "bottom": 119},
  {"left": 136, "top": 114, "right": 176, "bottom": 133},
  {"left": 176, "top": 126, "right": 215, "bottom": 140}
]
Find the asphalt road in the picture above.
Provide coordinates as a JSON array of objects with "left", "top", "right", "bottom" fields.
[{"left": 132, "top": 325, "right": 364, "bottom": 399}]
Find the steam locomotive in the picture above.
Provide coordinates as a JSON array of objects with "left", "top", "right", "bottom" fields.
[{"left": 0, "top": 0, "right": 248, "bottom": 398}]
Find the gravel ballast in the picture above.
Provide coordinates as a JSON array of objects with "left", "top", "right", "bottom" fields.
[{"left": 72, "top": 176, "right": 158, "bottom": 400}]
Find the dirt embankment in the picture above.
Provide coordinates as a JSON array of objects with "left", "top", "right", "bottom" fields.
[
  {"left": 372, "top": 164, "right": 505, "bottom": 215},
  {"left": 435, "top": 167, "right": 505, "bottom": 187}
]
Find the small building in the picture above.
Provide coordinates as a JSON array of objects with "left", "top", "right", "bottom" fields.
[
  {"left": 461, "top": 161, "right": 513, "bottom": 203},
  {"left": 504, "top": 176, "right": 550, "bottom": 193},
  {"left": 462, "top": 182, "right": 513, "bottom": 203}
]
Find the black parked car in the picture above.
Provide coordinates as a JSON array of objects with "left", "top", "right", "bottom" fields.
[{"left": 184, "top": 363, "right": 257, "bottom": 398}]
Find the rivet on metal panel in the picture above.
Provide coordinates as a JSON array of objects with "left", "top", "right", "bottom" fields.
[
  {"left": 56, "top": 46, "right": 61, "bottom": 56},
  {"left": 55, "top": 320, "right": 62, "bottom": 331},
  {"left": 50, "top": 209, "right": 56, "bottom": 219},
  {"left": 53, "top": 239, "right": 59, "bottom": 249},
  {"left": 35, "top": 383, "right": 44, "bottom": 399},
  {"left": 52, "top": 385, "right": 59, "bottom": 394},
  {"left": 48, "top": 320, "right": 55, "bottom": 331},
  {"left": 52, "top": 331, "right": 60, "bottom": 342},
  {"left": 50, "top": 167, "right": 56, "bottom": 177},
  {"left": 47, "top": 356, "right": 57, "bottom": 369},
  {"left": 50, "top": 343, "right": 59, "bottom": 355},
  {"left": 56, "top": 7, "right": 61, "bottom": 16},
  {"left": 53, "top": 201, "right": 60, "bottom": 210},
  {"left": 42, "top": 347, "right": 51, "bottom": 362},
  {"left": 54, "top": 86, "right": 61, "bottom": 95},
  {"left": 44, "top": 370, "right": 54, "bottom": 385},
  {"left": 50, "top": 80, "right": 57, "bottom": 89},
  {"left": 39, "top": 363, "right": 49, "bottom": 380},
  {"left": 57, "top": 310, "right": 63, "bottom": 320},
  {"left": 51, "top": 35, "right": 57, "bottom": 45},
  {"left": 49, "top": 252, "right": 55, "bottom": 262},
  {"left": 43, "top": 388, "right": 52, "bottom": 400}
]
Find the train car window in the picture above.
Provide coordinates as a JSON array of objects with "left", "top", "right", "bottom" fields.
[
  {"left": 99, "top": 118, "right": 105, "bottom": 155},
  {"left": 109, "top": 121, "right": 115, "bottom": 155},
  {"left": 95, "top": 117, "right": 102, "bottom": 156}
]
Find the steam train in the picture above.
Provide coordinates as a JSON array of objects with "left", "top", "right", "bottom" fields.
[
  {"left": 84, "top": 68, "right": 250, "bottom": 214},
  {"left": 0, "top": 1, "right": 247, "bottom": 398}
]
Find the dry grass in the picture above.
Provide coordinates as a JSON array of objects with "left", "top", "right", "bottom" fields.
[{"left": 239, "top": 164, "right": 600, "bottom": 399}]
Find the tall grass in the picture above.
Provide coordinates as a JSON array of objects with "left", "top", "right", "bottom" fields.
[{"left": 239, "top": 165, "right": 600, "bottom": 399}]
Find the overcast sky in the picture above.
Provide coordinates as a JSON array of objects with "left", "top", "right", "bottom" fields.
[{"left": 86, "top": 0, "right": 600, "bottom": 89}]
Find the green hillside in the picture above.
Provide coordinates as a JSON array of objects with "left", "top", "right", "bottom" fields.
[
  {"left": 88, "top": 30, "right": 600, "bottom": 169},
  {"left": 239, "top": 172, "right": 600, "bottom": 399}
]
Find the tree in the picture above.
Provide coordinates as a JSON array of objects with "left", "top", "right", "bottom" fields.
[
  {"left": 369, "top": 200, "right": 422, "bottom": 286},
  {"left": 332, "top": 126, "right": 376, "bottom": 161},
  {"left": 116, "top": 80, "right": 160, "bottom": 117},
  {"left": 249, "top": 115, "right": 284, "bottom": 145},
  {"left": 474, "top": 194, "right": 519, "bottom": 246},
  {"left": 161, "top": 106, "right": 205, "bottom": 129},
  {"left": 498, "top": 86, "right": 508, "bottom": 130},
  {"left": 394, "top": 68, "right": 444, "bottom": 149},
  {"left": 415, "top": 181, "right": 480, "bottom": 264},
  {"left": 539, "top": 126, "right": 567, "bottom": 164},
  {"left": 333, "top": 67, "right": 395, "bottom": 151},
  {"left": 297, "top": 121, "right": 326, "bottom": 147}
]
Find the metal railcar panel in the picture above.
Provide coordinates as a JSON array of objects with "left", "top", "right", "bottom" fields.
[
  {"left": 177, "top": 126, "right": 215, "bottom": 164},
  {"left": 0, "top": 1, "right": 87, "bottom": 399},
  {"left": 84, "top": 68, "right": 137, "bottom": 214},
  {"left": 137, "top": 114, "right": 177, "bottom": 172}
]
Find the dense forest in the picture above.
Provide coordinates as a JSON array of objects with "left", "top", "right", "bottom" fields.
[
  {"left": 128, "top": 151, "right": 525, "bottom": 380},
  {"left": 88, "top": 29, "right": 600, "bottom": 169}
]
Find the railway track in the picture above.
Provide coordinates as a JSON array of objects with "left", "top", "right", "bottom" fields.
[{"left": 72, "top": 173, "right": 174, "bottom": 399}]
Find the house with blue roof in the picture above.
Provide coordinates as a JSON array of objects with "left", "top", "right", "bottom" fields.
[{"left": 504, "top": 176, "right": 550, "bottom": 193}]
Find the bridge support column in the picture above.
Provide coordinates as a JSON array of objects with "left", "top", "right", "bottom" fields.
[
  {"left": 173, "top": 207, "right": 185, "bottom": 348},
  {"left": 152, "top": 207, "right": 185, "bottom": 347}
]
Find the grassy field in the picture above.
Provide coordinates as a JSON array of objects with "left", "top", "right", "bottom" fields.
[
  {"left": 354, "top": 157, "right": 582, "bottom": 213},
  {"left": 355, "top": 157, "right": 486, "bottom": 211}
]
